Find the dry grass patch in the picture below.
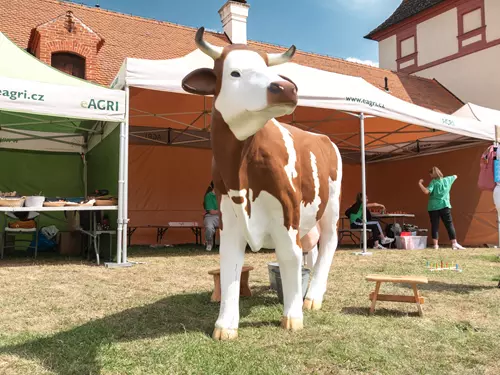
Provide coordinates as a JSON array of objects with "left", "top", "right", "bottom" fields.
[{"left": 0, "top": 246, "right": 499, "bottom": 374}]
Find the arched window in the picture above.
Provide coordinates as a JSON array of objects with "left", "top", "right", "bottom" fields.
[{"left": 51, "top": 52, "right": 86, "bottom": 79}]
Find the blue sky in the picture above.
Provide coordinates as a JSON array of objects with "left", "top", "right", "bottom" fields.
[{"left": 78, "top": 0, "right": 402, "bottom": 66}]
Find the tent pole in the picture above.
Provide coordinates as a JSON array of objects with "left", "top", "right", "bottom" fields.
[
  {"left": 203, "top": 97, "right": 207, "bottom": 130},
  {"left": 83, "top": 152, "right": 88, "bottom": 198},
  {"left": 122, "top": 85, "right": 130, "bottom": 264},
  {"left": 116, "top": 121, "right": 125, "bottom": 265},
  {"left": 495, "top": 127, "right": 500, "bottom": 248},
  {"left": 356, "top": 112, "right": 372, "bottom": 256}
]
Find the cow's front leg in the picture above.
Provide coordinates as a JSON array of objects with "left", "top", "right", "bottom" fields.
[
  {"left": 274, "top": 227, "right": 304, "bottom": 331},
  {"left": 213, "top": 197, "right": 247, "bottom": 341}
]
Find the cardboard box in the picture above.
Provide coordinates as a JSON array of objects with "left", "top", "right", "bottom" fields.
[{"left": 58, "top": 231, "right": 82, "bottom": 256}]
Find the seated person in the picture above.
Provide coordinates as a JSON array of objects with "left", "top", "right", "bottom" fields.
[
  {"left": 203, "top": 181, "right": 219, "bottom": 251},
  {"left": 345, "top": 193, "right": 394, "bottom": 249}
]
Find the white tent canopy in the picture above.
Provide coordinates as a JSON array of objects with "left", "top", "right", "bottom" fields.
[
  {"left": 0, "top": 32, "right": 126, "bottom": 153},
  {"left": 114, "top": 49, "right": 496, "bottom": 142},
  {"left": 453, "top": 102, "right": 500, "bottom": 127}
]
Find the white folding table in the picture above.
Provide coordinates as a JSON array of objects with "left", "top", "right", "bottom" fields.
[{"left": 0, "top": 206, "right": 118, "bottom": 264}]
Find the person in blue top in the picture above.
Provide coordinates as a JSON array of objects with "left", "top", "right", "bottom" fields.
[{"left": 418, "top": 166, "right": 465, "bottom": 250}]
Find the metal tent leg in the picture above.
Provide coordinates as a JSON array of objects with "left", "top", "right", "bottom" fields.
[{"left": 354, "top": 113, "right": 372, "bottom": 256}]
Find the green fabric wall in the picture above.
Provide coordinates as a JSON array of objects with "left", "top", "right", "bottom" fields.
[
  {"left": 0, "top": 149, "right": 84, "bottom": 229},
  {"left": 87, "top": 126, "right": 120, "bottom": 260},
  {"left": 87, "top": 126, "right": 119, "bottom": 229}
]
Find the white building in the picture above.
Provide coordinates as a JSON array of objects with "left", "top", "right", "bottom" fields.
[{"left": 365, "top": 0, "right": 500, "bottom": 110}]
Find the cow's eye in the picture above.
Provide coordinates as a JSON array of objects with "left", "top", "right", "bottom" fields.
[{"left": 231, "top": 71, "right": 241, "bottom": 78}]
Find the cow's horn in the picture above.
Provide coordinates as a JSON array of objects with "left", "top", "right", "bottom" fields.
[
  {"left": 195, "top": 27, "right": 223, "bottom": 60},
  {"left": 267, "top": 45, "right": 296, "bottom": 66}
]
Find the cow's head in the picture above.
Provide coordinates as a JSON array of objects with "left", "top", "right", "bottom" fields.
[{"left": 182, "top": 27, "right": 298, "bottom": 140}]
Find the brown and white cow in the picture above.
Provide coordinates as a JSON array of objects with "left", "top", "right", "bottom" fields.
[{"left": 182, "top": 28, "right": 342, "bottom": 340}]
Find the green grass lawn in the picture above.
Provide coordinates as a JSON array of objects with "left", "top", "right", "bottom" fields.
[{"left": 0, "top": 246, "right": 499, "bottom": 375}]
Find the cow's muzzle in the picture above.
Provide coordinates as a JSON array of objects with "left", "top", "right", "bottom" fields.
[{"left": 267, "top": 76, "right": 298, "bottom": 107}]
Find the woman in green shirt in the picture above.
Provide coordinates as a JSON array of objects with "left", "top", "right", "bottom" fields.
[
  {"left": 345, "top": 193, "right": 394, "bottom": 249},
  {"left": 203, "top": 181, "right": 220, "bottom": 251},
  {"left": 418, "top": 166, "right": 465, "bottom": 250}
]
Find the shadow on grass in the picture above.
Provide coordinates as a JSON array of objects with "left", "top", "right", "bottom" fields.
[
  {"left": 341, "top": 306, "right": 421, "bottom": 318},
  {"left": 0, "top": 245, "right": 273, "bottom": 267},
  {"left": 397, "top": 281, "right": 498, "bottom": 294},
  {"left": 0, "top": 244, "right": 357, "bottom": 266},
  {"left": 0, "top": 254, "right": 100, "bottom": 268},
  {"left": 0, "top": 286, "right": 279, "bottom": 375},
  {"left": 126, "top": 245, "right": 277, "bottom": 259}
]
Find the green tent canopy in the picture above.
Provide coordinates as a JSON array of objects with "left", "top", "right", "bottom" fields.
[{"left": 0, "top": 32, "right": 127, "bottom": 259}]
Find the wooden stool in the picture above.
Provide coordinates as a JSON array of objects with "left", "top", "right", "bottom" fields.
[
  {"left": 208, "top": 266, "right": 254, "bottom": 302},
  {"left": 365, "top": 275, "right": 428, "bottom": 317}
]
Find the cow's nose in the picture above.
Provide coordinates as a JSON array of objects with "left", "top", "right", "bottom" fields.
[
  {"left": 269, "top": 82, "right": 285, "bottom": 94},
  {"left": 267, "top": 80, "right": 298, "bottom": 106}
]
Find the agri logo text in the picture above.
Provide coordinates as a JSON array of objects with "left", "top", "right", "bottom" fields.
[
  {"left": 81, "top": 99, "right": 120, "bottom": 112},
  {"left": 1, "top": 89, "right": 44, "bottom": 101}
]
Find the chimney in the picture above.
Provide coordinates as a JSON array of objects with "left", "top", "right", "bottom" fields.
[{"left": 218, "top": 1, "right": 250, "bottom": 44}]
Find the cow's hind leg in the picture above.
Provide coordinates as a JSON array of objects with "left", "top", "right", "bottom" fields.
[
  {"left": 213, "top": 196, "right": 247, "bottom": 341},
  {"left": 304, "top": 178, "right": 341, "bottom": 311},
  {"left": 273, "top": 227, "right": 304, "bottom": 331}
]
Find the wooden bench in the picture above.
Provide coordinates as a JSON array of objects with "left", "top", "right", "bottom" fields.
[
  {"left": 168, "top": 222, "right": 203, "bottom": 245},
  {"left": 365, "top": 274, "right": 428, "bottom": 317},
  {"left": 127, "top": 222, "right": 202, "bottom": 246},
  {"left": 208, "top": 266, "right": 254, "bottom": 302}
]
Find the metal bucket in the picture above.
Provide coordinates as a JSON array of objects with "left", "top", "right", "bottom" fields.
[
  {"left": 271, "top": 266, "right": 311, "bottom": 304},
  {"left": 267, "top": 262, "right": 280, "bottom": 290}
]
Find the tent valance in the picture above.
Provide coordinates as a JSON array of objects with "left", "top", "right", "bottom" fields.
[{"left": 0, "top": 75, "right": 125, "bottom": 123}]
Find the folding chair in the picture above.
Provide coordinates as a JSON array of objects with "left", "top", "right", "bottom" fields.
[{"left": 1, "top": 212, "right": 40, "bottom": 259}]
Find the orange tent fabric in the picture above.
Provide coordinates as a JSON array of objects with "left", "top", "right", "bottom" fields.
[{"left": 128, "top": 143, "right": 494, "bottom": 246}]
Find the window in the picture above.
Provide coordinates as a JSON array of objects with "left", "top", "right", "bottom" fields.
[
  {"left": 51, "top": 52, "right": 86, "bottom": 79},
  {"left": 396, "top": 27, "right": 417, "bottom": 71},
  {"left": 463, "top": 8, "right": 482, "bottom": 34},
  {"left": 401, "top": 36, "right": 416, "bottom": 57},
  {"left": 457, "top": 1, "right": 486, "bottom": 51}
]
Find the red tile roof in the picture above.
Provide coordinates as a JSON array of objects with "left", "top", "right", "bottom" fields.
[{"left": 0, "top": 0, "right": 463, "bottom": 114}]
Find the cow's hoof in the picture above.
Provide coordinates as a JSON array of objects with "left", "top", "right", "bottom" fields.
[
  {"left": 212, "top": 327, "right": 238, "bottom": 341},
  {"left": 280, "top": 316, "right": 303, "bottom": 331},
  {"left": 303, "top": 298, "right": 322, "bottom": 311}
]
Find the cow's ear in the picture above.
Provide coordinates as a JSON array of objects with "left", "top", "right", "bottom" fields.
[{"left": 182, "top": 68, "right": 216, "bottom": 96}]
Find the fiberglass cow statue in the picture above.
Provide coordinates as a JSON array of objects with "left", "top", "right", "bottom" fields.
[{"left": 182, "top": 28, "right": 342, "bottom": 340}]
